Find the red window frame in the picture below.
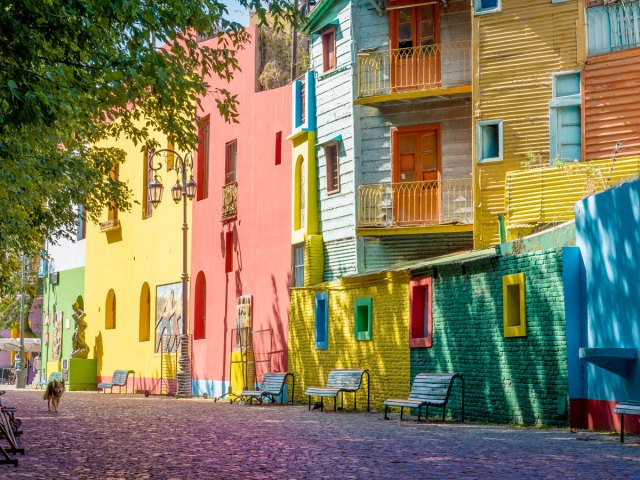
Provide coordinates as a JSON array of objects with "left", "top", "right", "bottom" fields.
[
  {"left": 225, "top": 231, "right": 233, "bottom": 273},
  {"left": 322, "top": 27, "right": 336, "bottom": 72},
  {"left": 225, "top": 139, "right": 237, "bottom": 185},
  {"left": 275, "top": 131, "right": 282, "bottom": 166},
  {"left": 325, "top": 142, "right": 340, "bottom": 194},
  {"left": 409, "top": 276, "right": 433, "bottom": 348},
  {"left": 197, "top": 116, "right": 210, "bottom": 200}
]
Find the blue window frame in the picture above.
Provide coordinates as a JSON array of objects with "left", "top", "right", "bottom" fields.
[
  {"left": 476, "top": 120, "right": 503, "bottom": 163},
  {"left": 550, "top": 71, "right": 582, "bottom": 163},
  {"left": 474, "top": 0, "right": 501, "bottom": 15},
  {"left": 315, "top": 292, "right": 328, "bottom": 349}
]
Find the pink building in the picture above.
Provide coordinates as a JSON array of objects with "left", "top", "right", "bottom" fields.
[{"left": 190, "top": 26, "right": 292, "bottom": 398}]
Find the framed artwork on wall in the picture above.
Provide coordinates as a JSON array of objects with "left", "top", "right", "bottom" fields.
[{"left": 155, "top": 282, "right": 183, "bottom": 353}]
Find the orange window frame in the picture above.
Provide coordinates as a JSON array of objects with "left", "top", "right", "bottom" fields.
[
  {"left": 388, "top": 1, "right": 440, "bottom": 50},
  {"left": 391, "top": 124, "right": 441, "bottom": 183}
]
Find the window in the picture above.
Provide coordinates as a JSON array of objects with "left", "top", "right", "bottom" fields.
[
  {"left": 300, "top": 82, "right": 306, "bottom": 126},
  {"left": 108, "top": 163, "right": 119, "bottom": 220},
  {"left": 354, "top": 297, "right": 372, "bottom": 341},
  {"left": 76, "top": 204, "right": 86, "bottom": 241},
  {"left": 322, "top": 27, "right": 336, "bottom": 72},
  {"left": 139, "top": 283, "right": 150, "bottom": 341},
  {"left": 197, "top": 116, "right": 211, "bottom": 200},
  {"left": 105, "top": 289, "right": 116, "bottom": 329},
  {"left": 474, "top": 0, "right": 501, "bottom": 15},
  {"left": 294, "top": 156, "right": 306, "bottom": 231},
  {"left": 315, "top": 292, "right": 328, "bottom": 349},
  {"left": 390, "top": 3, "right": 438, "bottom": 50},
  {"left": 476, "top": 120, "right": 503, "bottom": 163},
  {"left": 550, "top": 72, "right": 582, "bottom": 163},
  {"left": 225, "top": 231, "right": 233, "bottom": 273},
  {"left": 275, "top": 131, "right": 282, "bottom": 166},
  {"left": 410, "top": 276, "right": 432, "bottom": 348},
  {"left": 142, "top": 148, "right": 153, "bottom": 219},
  {"left": 292, "top": 244, "right": 305, "bottom": 287},
  {"left": 325, "top": 143, "right": 340, "bottom": 194},
  {"left": 588, "top": 3, "right": 640, "bottom": 55},
  {"left": 225, "top": 140, "right": 237, "bottom": 185},
  {"left": 194, "top": 272, "right": 206, "bottom": 340},
  {"left": 503, "top": 273, "right": 526, "bottom": 337}
]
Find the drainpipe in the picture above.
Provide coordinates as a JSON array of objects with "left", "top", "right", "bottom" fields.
[{"left": 496, "top": 213, "right": 507, "bottom": 244}]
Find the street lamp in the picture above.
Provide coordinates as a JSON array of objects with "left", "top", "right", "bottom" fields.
[{"left": 147, "top": 148, "right": 197, "bottom": 398}]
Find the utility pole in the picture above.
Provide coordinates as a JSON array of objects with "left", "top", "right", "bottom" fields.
[
  {"left": 15, "top": 254, "right": 26, "bottom": 389},
  {"left": 291, "top": 0, "right": 299, "bottom": 81}
]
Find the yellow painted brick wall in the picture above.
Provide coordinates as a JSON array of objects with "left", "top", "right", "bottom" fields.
[{"left": 288, "top": 271, "right": 411, "bottom": 410}]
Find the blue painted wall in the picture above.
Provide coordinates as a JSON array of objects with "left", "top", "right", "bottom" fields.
[{"left": 574, "top": 179, "right": 640, "bottom": 401}]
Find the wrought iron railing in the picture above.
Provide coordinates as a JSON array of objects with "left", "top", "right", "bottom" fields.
[
  {"left": 221, "top": 181, "right": 237, "bottom": 221},
  {"left": 357, "top": 178, "right": 473, "bottom": 228},
  {"left": 357, "top": 41, "right": 471, "bottom": 99}
]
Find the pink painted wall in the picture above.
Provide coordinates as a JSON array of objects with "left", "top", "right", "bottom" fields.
[{"left": 190, "top": 26, "right": 292, "bottom": 395}]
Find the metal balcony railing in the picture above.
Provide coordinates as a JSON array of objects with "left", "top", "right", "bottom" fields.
[
  {"left": 357, "top": 41, "right": 471, "bottom": 99},
  {"left": 357, "top": 178, "right": 473, "bottom": 228},
  {"left": 221, "top": 181, "right": 237, "bottom": 221}
]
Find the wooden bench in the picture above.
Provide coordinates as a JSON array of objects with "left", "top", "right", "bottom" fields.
[
  {"left": 241, "top": 372, "right": 295, "bottom": 405},
  {"left": 384, "top": 373, "right": 464, "bottom": 422},
  {"left": 614, "top": 400, "right": 640, "bottom": 443},
  {"left": 98, "top": 370, "right": 135, "bottom": 393},
  {"left": 305, "top": 369, "right": 370, "bottom": 412},
  {"left": 36, "top": 371, "right": 63, "bottom": 390}
]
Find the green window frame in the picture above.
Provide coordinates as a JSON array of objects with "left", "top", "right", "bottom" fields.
[{"left": 354, "top": 297, "right": 372, "bottom": 341}]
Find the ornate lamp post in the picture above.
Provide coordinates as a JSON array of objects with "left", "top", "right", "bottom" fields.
[{"left": 147, "top": 148, "right": 197, "bottom": 398}]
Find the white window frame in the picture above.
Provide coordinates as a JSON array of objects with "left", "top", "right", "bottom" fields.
[{"left": 549, "top": 70, "right": 582, "bottom": 164}]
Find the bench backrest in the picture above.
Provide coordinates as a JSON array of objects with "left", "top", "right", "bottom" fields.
[
  {"left": 48, "top": 372, "right": 63, "bottom": 383},
  {"left": 326, "top": 369, "right": 366, "bottom": 392},
  {"left": 260, "top": 372, "right": 289, "bottom": 395},
  {"left": 409, "top": 373, "right": 459, "bottom": 405},
  {"left": 111, "top": 370, "right": 132, "bottom": 386}
]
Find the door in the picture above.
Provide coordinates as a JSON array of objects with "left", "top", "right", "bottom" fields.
[
  {"left": 557, "top": 105, "right": 582, "bottom": 161},
  {"left": 390, "top": 4, "right": 440, "bottom": 91},
  {"left": 392, "top": 126, "right": 441, "bottom": 224}
]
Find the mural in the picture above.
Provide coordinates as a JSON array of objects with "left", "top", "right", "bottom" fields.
[
  {"left": 155, "top": 282, "right": 183, "bottom": 353},
  {"left": 51, "top": 312, "right": 62, "bottom": 361},
  {"left": 71, "top": 300, "right": 89, "bottom": 359}
]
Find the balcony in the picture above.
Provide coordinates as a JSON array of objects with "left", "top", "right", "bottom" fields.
[
  {"left": 357, "top": 179, "right": 473, "bottom": 234},
  {"left": 356, "top": 41, "right": 471, "bottom": 105},
  {"left": 221, "top": 181, "right": 237, "bottom": 222}
]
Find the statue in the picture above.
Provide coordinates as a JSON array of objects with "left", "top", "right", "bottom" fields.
[{"left": 71, "top": 302, "right": 89, "bottom": 359}]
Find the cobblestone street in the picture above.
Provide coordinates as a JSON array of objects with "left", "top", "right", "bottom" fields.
[{"left": 1, "top": 388, "right": 640, "bottom": 479}]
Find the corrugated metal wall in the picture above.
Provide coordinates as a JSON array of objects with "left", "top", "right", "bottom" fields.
[
  {"left": 362, "top": 232, "right": 473, "bottom": 272},
  {"left": 472, "top": 0, "right": 586, "bottom": 248},
  {"left": 505, "top": 155, "right": 640, "bottom": 230},
  {"left": 584, "top": 48, "right": 640, "bottom": 160},
  {"left": 323, "top": 237, "right": 357, "bottom": 282}
]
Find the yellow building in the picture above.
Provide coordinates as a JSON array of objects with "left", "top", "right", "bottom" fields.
[
  {"left": 472, "top": 0, "right": 586, "bottom": 248},
  {"left": 84, "top": 125, "right": 191, "bottom": 393},
  {"left": 289, "top": 271, "right": 411, "bottom": 409}
]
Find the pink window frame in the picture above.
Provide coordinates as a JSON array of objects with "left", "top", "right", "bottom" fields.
[{"left": 409, "top": 276, "right": 433, "bottom": 348}]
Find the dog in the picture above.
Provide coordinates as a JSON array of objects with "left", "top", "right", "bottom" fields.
[{"left": 43, "top": 379, "right": 65, "bottom": 412}]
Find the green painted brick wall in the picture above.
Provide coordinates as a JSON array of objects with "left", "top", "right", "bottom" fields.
[{"left": 411, "top": 249, "right": 568, "bottom": 426}]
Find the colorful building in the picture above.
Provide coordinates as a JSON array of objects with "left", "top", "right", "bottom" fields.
[
  {"left": 83, "top": 124, "right": 185, "bottom": 394},
  {"left": 190, "top": 25, "right": 293, "bottom": 398},
  {"left": 566, "top": 178, "right": 640, "bottom": 434},
  {"left": 473, "top": 0, "right": 586, "bottom": 247},
  {"left": 40, "top": 217, "right": 86, "bottom": 387}
]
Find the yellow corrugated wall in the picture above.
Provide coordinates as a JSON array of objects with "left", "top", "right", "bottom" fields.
[
  {"left": 505, "top": 155, "right": 640, "bottom": 236},
  {"left": 472, "top": 0, "right": 586, "bottom": 248}
]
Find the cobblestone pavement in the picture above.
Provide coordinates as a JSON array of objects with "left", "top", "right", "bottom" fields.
[{"left": 1, "top": 388, "right": 640, "bottom": 479}]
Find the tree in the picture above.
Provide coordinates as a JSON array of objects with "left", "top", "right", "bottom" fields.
[{"left": 0, "top": 0, "right": 298, "bottom": 292}]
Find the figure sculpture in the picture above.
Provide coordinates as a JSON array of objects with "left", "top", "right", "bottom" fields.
[{"left": 71, "top": 302, "right": 89, "bottom": 359}]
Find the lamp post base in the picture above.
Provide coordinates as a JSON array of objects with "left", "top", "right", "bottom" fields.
[
  {"left": 15, "top": 368, "right": 26, "bottom": 389},
  {"left": 176, "top": 334, "right": 192, "bottom": 398}
]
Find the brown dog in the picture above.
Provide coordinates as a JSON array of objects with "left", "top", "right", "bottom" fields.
[{"left": 43, "top": 379, "right": 65, "bottom": 412}]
